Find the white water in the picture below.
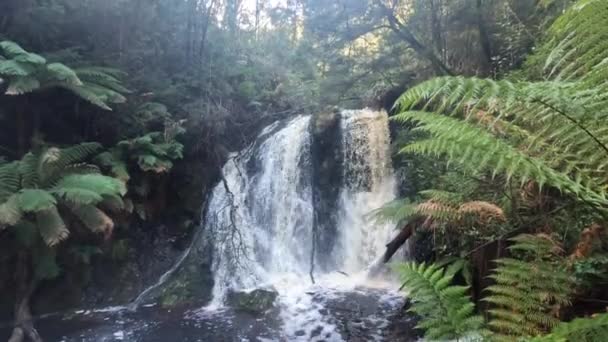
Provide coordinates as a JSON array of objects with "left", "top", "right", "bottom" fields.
[
  {"left": 336, "top": 109, "right": 398, "bottom": 274},
  {"left": 203, "top": 109, "right": 402, "bottom": 340},
  {"left": 207, "top": 115, "right": 314, "bottom": 306}
]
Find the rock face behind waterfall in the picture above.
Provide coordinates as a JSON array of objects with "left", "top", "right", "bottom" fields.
[{"left": 311, "top": 108, "right": 344, "bottom": 271}]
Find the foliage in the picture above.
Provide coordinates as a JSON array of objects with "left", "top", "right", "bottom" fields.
[
  {"left": 117, "top": 132, "right": 184, "bottom": 174},
  {"left": 393, "top": 0, "right": 608, "bottom": 214},
  {"left": 388, "top": 2, "right": 608, "bottom": 340},
  {"left": 0, "top": 143, "right": 126, "bottom": 246},
  {"left": 401, "top": 255, "right": 606, "bottom": 342},
  {"left": 0, "top": 41, "right": 128, "bottom": 110},
  {"left": 394, "top": 261, "right": 485, "bottom": 341},
  {"left": 530, "top": 313, "right": 608, "bottom": 342},
  {"left": 374, "top": 195, "right": 505, "bottom": 226},
  {"left": 485, "top": 234, "right": 573, "bottom": 340}
]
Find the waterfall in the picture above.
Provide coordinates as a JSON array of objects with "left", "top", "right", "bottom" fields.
[
  {"left": 51, "top": 109, "right": 410, "bottom": 342},
  {"left": 206, "top": 115, "right": 314, "bottom": 303},
  {"left": 335, "top": 109, "right": 397, "bottom": 273},
  {"left": 205, "top": 109, "right": 398, "bottom": 304}
]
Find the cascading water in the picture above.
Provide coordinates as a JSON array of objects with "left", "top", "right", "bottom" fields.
[
  {"left": 206, "top": 115, "right": 315, "bottom": 304},
  {"left": 335, "top": 109, "right": 398, "bottom": 273},
  {"left": 200, "top": 109, "right": 406, "bottom": 340}
]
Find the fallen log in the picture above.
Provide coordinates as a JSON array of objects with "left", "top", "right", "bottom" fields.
[{"left": 383, "top": 217, "right": 426, "bottom": 263}]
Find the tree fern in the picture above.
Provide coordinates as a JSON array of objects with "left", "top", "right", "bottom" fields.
[
  {"left": 392, "top": 0, "right": 608, "bottom": 213},
  {"left": 0, "top": 143, "right": 126, "bottom": 246},
  {"left": 36, "top": 207, "right": 69, "bottom": 247},
  {"left": 0, "top": 40, "right": 128, "bottom": 110},
  {"left": 394, "top": 111, "right": 608, "bottom": 207},
  {"left": 485, "top": 234, "right": 573, "bottom": 341},
  {"left": 394, "top": 262, "right": 485, "bottom": 341},
  {"left": 115, "top": 131, "right": 184, "bottom": 174}
]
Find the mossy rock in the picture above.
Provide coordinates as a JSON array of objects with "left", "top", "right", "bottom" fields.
[{"left": 226, "top": 287, "right": 278, "bottom": 314}]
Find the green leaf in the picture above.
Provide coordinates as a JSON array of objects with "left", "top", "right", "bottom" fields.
[
  {"left": 5, "top": 76, "right": 41, "bottom": 95},
  {"left": 0, "top": 194, "right": 22, "bottom": 227},
  {"left": 71, "top": 205, "right": 114, "bottom": 234},
  {"left": 0, "top": 41, "right": 28, "bottom": 57},
  {"left": 36, "top": 207, "right": 68, "bottom": 246},
  {"left": 18, "top": 189, "right": 57, "bottom": 212},
  {"left": 46, "top": 62, "right": 83, "bottom": 86}
]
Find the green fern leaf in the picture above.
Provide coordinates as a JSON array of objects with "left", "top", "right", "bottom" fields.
[
  {"left": 45, "top": 62, "right": 83, "bottom": 86},
  {"left": 0, "top": 41, "right": 28, "bottom": 57},
  {"left": 394, "top": 262, "right": 484, "bottom": 340},
  {"left": 36, "top": 207, "right": 68, "bottom": 246},
  {"left": 5, "top": 76, "right": 41, "bottom": 95},
  {"left": 0, "top": 60, "right": 32, "bottom": 77},
  {"left": 0, "top": 195, "right": 22, "bottom": 228},
  {"left": 52, "top": 174, "right": 126, "bottom": 205},
  {"left": 18, "top": 189, "right": 57, "bottom": 212},
  {"left": 71, "top": 204, "right": 114, "bottom": 235}
]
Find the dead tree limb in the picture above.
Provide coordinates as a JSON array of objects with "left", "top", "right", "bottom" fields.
[{"left": 383, "top": 217, "right": 426, "bottom": 263}]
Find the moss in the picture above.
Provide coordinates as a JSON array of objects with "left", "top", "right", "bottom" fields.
[{"left": 156, "top": 263, "right": 214, "bottom": 308}]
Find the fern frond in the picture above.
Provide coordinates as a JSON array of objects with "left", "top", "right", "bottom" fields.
[
  {"left": 75, "top": 67, "right": 131, "bottom": 94},
  {"left": 458, "top": 201, "right": 505, "bottom": 222},
  {"left": 0, "top": 195, "right": 22, "bottom": 228},
  {"left": 0, "top": 60, "right": 32, "bottom": 77},
  {"left": 94, "top": 151, "right": 130, "bottom": 182},
  {"left": 71, "top": 204, "right": 114, "bottom": 235},
  {"left": 45, "top": 62, "right": 83, "bottom": 86},
  {"left": 36, "top": 207, "right": 68, "bottom": 247},
  {"left": 0, "top": 162, "right": 20, "bottom": 202},
  {"left": 394, "top": 262, "right": 484, "bottom": 340},
  {"left": 59, "top": 83, "right": 112, "bottom": 110},
  {"left": 5, "top": 76, "right": 41, "bottom": 95},
  {"left": 531, "top": 313, "right": 608, "bottom": 342},
  {"left": 484, "top": 234, "right": 573, "bottom": 339},
  {"left": 52, "top": 174, "right": 126, "bottom": 205},
  {"left": 0, "top": 40, "right": 128, "bottom": 109},
  {"left": 41, "top": 143, "right": 102, "bottom": 185},
  {"left": 19, "top": 151, "right": 42, "bottom": 188},
  {"left": 394, "top": 111, "right": 608, "bottom": 207},
  {"left": 17, "top": 189, "right": 56, "bottom": 212},
  {"left": 370, "top": 198, "right": 418, "bottom": 224},
  {"left": 539, "top": 0, "right": 608, "bottom": 83},
  {"left": 117, "top": 133, "right": 184, "bottom": 174},
  {"left": 13, "top": 51, "right": 46, "bottom": 65},
  {"left": 0, "top": 41, "right": 28, "bottom": 57}
]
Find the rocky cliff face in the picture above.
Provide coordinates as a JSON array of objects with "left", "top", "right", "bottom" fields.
[{"left": 311, "top": 108, "right": 344, "bottom": 271}]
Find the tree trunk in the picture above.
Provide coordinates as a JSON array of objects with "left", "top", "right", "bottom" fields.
[
  {"left": 383, "top": 217, "right": 427, "bottom": 263},
  {"left": 382, "top": 6, "right": 454, "bottom": 76},
  {"left": 429, "top": 0, "right": 443, "bottom": 55},
  {"left": 16, "top": 100, "right": 29, "bottom": 157},
  {"left": 8, "top": 252, "right": 41, "bottom": 342},
  {"left": 476, "top": 0, "right": 493, "bottom": 75},
  {"left": 198, "top": 0, "right": 218, "bottom": 62}
]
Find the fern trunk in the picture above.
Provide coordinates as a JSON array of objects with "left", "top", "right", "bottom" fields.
[
  {"left": 8, "top": 252, "right": 41, "bottom": 342},
  {"left": 16, "top": 109, "right": 26, "bottom": 157}
]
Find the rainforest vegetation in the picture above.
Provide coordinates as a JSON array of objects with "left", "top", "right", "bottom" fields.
[{"left": 1, "top": 0, "right": 608, "bottom": 341}]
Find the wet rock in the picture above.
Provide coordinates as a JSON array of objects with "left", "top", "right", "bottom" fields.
[{"left": 226, "top": 287, "right": 278, "bottom": 314}]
